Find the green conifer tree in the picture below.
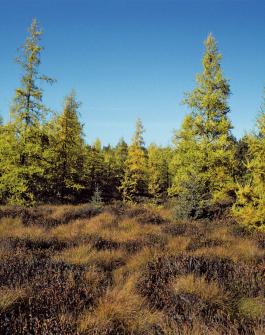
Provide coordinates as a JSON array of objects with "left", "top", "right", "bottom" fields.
[
  {"left": 1, "top": 19, "right": 54, "bottom": 204},
  {"left": 169, "top": 34, "right": 236, "bottom": 218},
  {"left": 147, "top": 144, "right": 170, "bottom": 201},
  {"left": 232, "top": 93, "right": 265, "bottom": 229},
  {"left": 120, "top": 119, "right": 147, "bottom": 201},
  {"left": 48, "top": 92, "right": 85, "bottom": 202},
  {"left": 84, "top": 139, "right": 106, "bottom": 200}
]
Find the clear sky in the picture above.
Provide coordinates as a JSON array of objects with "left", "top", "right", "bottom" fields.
[{"left": 0, "top": 0, "right": 265, "bottom": 146}]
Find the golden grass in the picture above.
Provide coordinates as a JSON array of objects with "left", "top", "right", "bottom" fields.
[
  {"left": 50, "top": 219, "right": 85, "bottom": 241},
  {"left": 79, "top": 276, "right": 163, "bottom": 334},
  {"left": 113, "top": 246, "right": 162, "bottom": 285},
  {"left": 50, "top": 213, "right": 165, "bottom": 248},
  {"left": 45, "top": 204, "right": 76, "bottom": 220},
  {"left": 0, "top": 217, "right": 46, "bottom": 240},
  {"left": 165, "top": 236, "right": 191, "bottom": 255},
  {"left": 0, "top": 287, "right": 27, "bottom": 311},
  {"left": 53, "top": 244, "right": 127, "bottom": 267},
  {"left": 173, "top": 274, "right": 225, "bottom": 304},
  {"left": 0, "top": 246, "right": 9, "bottom": 260},
  {"left": 52, "top": 244, "right": 93, "bottom": 265},
  {"left": 39, "top": 203, "right": 92, "bottom": 221},
  {"left": 84, "top": 265, "right": 106, "bottom": 286},
  {"left": 1, "top": 204, "right": 264, "bottom": 334},
  {"left": 50, "top": 212, "right": 116, "bottom": 241},
  {"left": 86, "top": 216, "right": 163, "bottom": 244},
  {"left": 192, "top": 238, "right": 264, "bottom": 262},
  {"left": 254, "top": 327, "right": 265, "bottom": 335},
  {"left": 210, "top": 226, "right": 232, "bottom": 241}
]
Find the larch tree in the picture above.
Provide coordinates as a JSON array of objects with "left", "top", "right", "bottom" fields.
[
  {"left": 169, "top": 34, "right": 236, "bottom": 218},
  {"left": 114, "top": 138, "right": 128, "bottom": 198},
  {"left": 48, "top": 92, "right": 85, "bottom": 202},
  {"left": 232, "top": 93, "right": 265, "bottom": 230},
  {"left": 120, "top": 119, "right": 148, "bottom": 201},
  {"left": 84, "top": 139, "right": 106, "bottom": 200},
  {"left": 147, "top": 144, "right": 170, "bottom": 201},
  {"left": 1, "top": 19, "right": 54, "bottom": 204}
]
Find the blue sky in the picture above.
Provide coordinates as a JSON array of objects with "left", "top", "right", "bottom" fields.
[{"left": 0, "top": 0, "right": 265, "bottom": 146}]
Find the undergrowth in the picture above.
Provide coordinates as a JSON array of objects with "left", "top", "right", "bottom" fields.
[{"left": 0, "top": 202, "right": 264, "bottom": 334}]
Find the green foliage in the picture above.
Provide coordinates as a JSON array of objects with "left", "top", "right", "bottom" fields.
[
  {"left": 233, "top": 110, "right": 265, "bottom": 229},
  {"left": 238, "top": 297, "right": 265, "bottom": 319},
  {"left": 0, "top": 19, "right": 264, "bottom": 225},
  {"left": 0, "top": 19, "right": 54, "bottom": 205},
  {"left": 84, "top": 140, "right": 106, "bottom": 200},
  {"left": 169, "top": 34, "right": 236, "bottom": 218},
  {"left": 120, "top": 119, "right": 148, "bottom": 201},
  {"left": 12, "top": 18, "right": 54, "bottom": 126},
  {"left": 90, "top": 185, "right": 103, "bottom": 207},
  {"left": 47, "top": 92, "right": 86, "bottom": 202},
  {"left": 147, "top": 144, "right": 171, "bottom": 201}
]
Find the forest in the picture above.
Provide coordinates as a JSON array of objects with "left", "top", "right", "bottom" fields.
[
  {"left": 0, "top": 19, "right": 264, "bottom": 230},
  {"left": 0, "top": 19, "right": 264, "bottom": 335}
]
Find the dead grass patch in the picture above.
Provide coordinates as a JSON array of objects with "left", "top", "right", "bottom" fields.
[
  {"left": 0, "top": 217, "right": 46, "bottom": 240},
  {"left": 172, "top": 274, "right": 226, "bottom": 305},
  {"left": 79, "top": 276, "right": 164, "bottom": 334},
  {"left": 0, "top": 287, "right": 27, "bottom": 311},
  {"left": 53, "top": 244, "right": 127, "bottom": 270},
  {"left": 192, "top": 238, "right": 264, "bottom": 262}
]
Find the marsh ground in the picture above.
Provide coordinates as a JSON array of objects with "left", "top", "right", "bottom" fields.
[{"left": 0, "top": 203, "right": 264, "bottom": 334}]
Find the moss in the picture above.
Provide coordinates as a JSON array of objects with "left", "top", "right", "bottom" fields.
[{"left": 238, "top": 297, "right": 265, "bottom": 319}]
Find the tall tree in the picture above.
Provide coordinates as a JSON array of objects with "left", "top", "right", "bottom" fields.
[
  {"left": 13, "top": 19, "right": 54, "bottom": 127},
  {"left": 132, "top": 118, "right": 145, "bottom": 148},
  {"left": 169, "top": 34, "right": 236, "bottom": 218},
  {"left": 48, "top": 92, "right": 85, "bottom": 202},
  {"left": 1, "top": 19, "right": 54, "bottom": 204},
  {"left": 120, "top": 119, "right": 148, "bottom": 201}
]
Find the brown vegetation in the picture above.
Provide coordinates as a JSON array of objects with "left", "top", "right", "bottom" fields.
[{"left": 0, "top": 203, "right": 264, "bottom": 334}]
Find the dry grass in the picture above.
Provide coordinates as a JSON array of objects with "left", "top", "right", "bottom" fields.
[
  {"left": 113, "top": 247, "right": 162, "bottom": 285},
  {"left": 79, "top": 276, "right": 164, "bottom": 334},
  {"left": 0, "top": 217, "right": 46, "bottom": 240},
  {"left": 0, "top": 287, "right": 27, "bottom": 311},
  {"left": 172, "top": 274, "right": 226, "bottom": 304},
  {"left": 0, "top": 203, "right": 264, "bottom": 334},
  {"left": 53, "top": 244, "right": 127, "bottom": 268},
  {"left": 192, "top": 237, "right": 264, "bottom": 262},
  {"left": 166, "top": 236, "right": 191, "bottom": 255}
]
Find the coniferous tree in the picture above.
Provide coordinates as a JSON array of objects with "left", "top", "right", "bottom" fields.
[
  {"left": 120, "top": 119, "right": 148, "bottom": 201},
  {"left": 147, "top": 144, "right": 170, "bottom": 201},
  {"left": 115, "top": 137, "right": 128, "bottom": 180},
  {"left": 102, "top": 144, "right": 118, "bottom": 200},
  {"left": 84, "top": 139, "right": 106, "bottom": 200},
  {"left": 1, "top": 19, "right": 54, "bottom": 204},
  {"left": 233, "top": 92, "right": 265, "bottom": 229},
  {"left": 113, "top": 138, "right": 128, "bottom": 198},
  {"left": 48, "top": 92, "right": 85, "bottom": 202},
  {"left": 169, "top": 34, "right": 236, "bottom": 218}
]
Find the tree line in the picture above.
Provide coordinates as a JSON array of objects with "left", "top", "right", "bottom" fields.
[{"left": 0, "top": 20, "right": 264, "bottom": 229}]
